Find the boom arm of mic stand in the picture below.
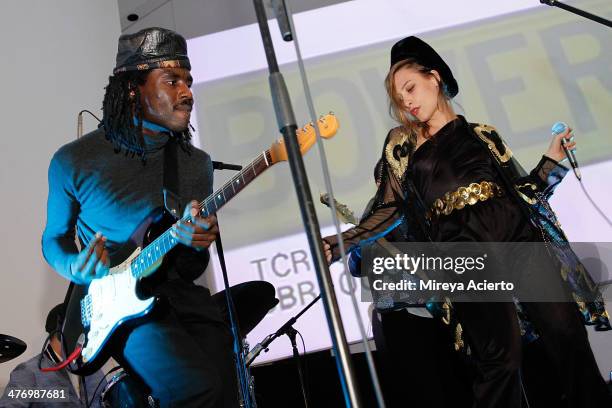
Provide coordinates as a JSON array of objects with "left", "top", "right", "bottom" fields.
[
  {"left": 540, "top": 0, "right": 612, "bottom": 28},
  {"left": 246, "top": 295, "right": 321, "bottom": 366}
]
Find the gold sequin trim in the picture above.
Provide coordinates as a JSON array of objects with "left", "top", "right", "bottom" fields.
[
  {"left": 441, "top": 301, "right": 451, "bottom": 325},
  {"left": 514, "top": 182, "right": 537, "bottom": 205},
  {"left": 429, "top": 181, "right": 503, "bottom": 219},
  {"left": 473, "top": 124, "right": 513, "bottom": 163},
  {"left": 384, "top": 127, "right": 413, "bottom": 180},
  {"left": 454, "top": 323, "right": 464, "bottom": 352}
]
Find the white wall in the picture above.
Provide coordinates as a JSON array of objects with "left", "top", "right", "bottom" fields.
[{"left": 0, "top": 1, "right": 120, "bottom": 390}]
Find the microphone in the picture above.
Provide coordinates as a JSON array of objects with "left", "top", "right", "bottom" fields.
[
  {"left": 268, "top": 0, "right": 292, "bottom": 41},
  {"left": 551, "top": 121, "right": 581, "bottom": 180},
  {"left": 245, "top": 333, "right": 274, "bottom": 366}
]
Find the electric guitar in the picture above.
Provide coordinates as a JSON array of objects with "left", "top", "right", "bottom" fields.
[{"left": 62, "top": 115, "right": 339, "bottom": 375}]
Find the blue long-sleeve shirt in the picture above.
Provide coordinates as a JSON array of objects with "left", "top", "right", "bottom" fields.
[{"left": 41, "top": 128, "right": 213, "bottom": 282}]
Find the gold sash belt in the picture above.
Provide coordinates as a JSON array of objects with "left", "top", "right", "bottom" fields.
[{"left": 429, "top": 181, "right": 503, "bottom": 219}]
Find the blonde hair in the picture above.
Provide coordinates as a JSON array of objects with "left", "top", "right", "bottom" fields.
[{"left": 384, "top": 59, "right": 452, "bottom": 138}]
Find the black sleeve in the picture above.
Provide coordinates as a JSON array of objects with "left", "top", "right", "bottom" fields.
[
  {"left": 323, "top": 168, "right": 404, "bottom": 262},
  {"left": 515, "top": 155, "right": 569, "bottom": 200}
]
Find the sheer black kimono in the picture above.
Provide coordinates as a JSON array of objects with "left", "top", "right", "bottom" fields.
[
  {"left": 325, "top": 116, "right": 609, "bottom": 330},
  {"left": 323, "top": 116, "right": 611, "bottom": 407}
]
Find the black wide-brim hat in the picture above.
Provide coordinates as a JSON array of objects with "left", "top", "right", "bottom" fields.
[
  {"left": 113, "top": 27, "right": 191, "bottom": 75},
  {"left": 390, "top": 36, "right": 458, "bottom": 98}
]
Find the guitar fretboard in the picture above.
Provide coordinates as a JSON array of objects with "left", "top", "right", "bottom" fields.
[{"left": 130, "top": 150, "right": 273, "bottom": 278}]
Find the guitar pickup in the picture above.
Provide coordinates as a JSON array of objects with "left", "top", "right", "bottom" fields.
[{"left": 80, "top": 295, "right": 92, "bottom": 328}]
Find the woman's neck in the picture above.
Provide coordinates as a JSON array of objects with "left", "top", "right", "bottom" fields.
[{"left": 424, "top": 102, "right": 457, "bottom": 137}]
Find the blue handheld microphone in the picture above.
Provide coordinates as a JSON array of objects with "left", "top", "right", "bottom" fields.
[{"left": 551, "top": 121, "right": 581, "bottom": 180}]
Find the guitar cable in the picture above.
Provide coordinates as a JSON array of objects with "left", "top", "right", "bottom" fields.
[
  {"left": 38, "top": 330, "right": 96, "bottom": 406},
  {"left": 296, "top": 329, "right": 310, "bottom": 406},
  {"left": 38, "top": 330, "right": 84, "bottom": 373}
]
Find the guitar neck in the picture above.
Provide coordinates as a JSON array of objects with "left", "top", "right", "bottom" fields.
[
  {"left": 130, "top": 150, "right": 273, "bottom": 279},
  {"left": 201, "top": 150, "right": 272, "bottom": 216}
]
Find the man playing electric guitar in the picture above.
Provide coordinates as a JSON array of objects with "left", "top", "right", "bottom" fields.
[{"left": 42, "top": 28, "right": 238, "bottom": 407}]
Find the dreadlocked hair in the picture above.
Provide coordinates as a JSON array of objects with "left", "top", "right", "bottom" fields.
[{"left": 101, "top": 70, "right": 193, "bottom": 162}]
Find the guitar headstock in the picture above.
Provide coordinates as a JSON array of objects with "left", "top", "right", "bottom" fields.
[{"left": 268, "top": 113, "right": 339, "bottom": 164}]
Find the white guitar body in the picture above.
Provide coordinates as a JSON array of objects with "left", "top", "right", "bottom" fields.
[{"left": 80, "top": 247, "right": 156, "bottom": 363}]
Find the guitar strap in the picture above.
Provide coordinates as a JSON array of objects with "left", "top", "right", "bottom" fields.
[{"left": 163, "top": 136, "right": 182, "bottom": 218}]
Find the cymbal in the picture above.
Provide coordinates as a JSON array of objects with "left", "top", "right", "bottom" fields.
[
  {"left": 0, "top": 334, "right": 27, "bottom": 364},
  {"left": 212, "top": 281, "right": 279, "bottom": 338}
]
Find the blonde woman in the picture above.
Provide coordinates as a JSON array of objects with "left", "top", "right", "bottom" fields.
[{"left": 323, "top": 36, "right": 610, "bottom": 407}]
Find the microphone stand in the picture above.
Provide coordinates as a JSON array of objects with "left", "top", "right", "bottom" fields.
[
  {"left": 540, "top": 0, "right": 612, "bottom": 28},
  {"left": 213, "top": 165, "right": 255, "bottom": 408},
  {"left": 287, "top": 327, "right": 308, "bottom": 408},
  {"left": 246, "top": 294, "right": 320, "bottom": 367},
  {"left": 251, "top": 1, "right": 362, "bottom": 406},
  {"left": 246, "top": 295, "right": 321, "bottom": 408}
]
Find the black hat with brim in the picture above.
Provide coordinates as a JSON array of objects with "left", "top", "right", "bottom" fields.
[
  {"left": 390, "top": 36, "right": 458, "bottom": 98},
  {"left": 113, "top": 27, "right": 191, "bottom": 75}
]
